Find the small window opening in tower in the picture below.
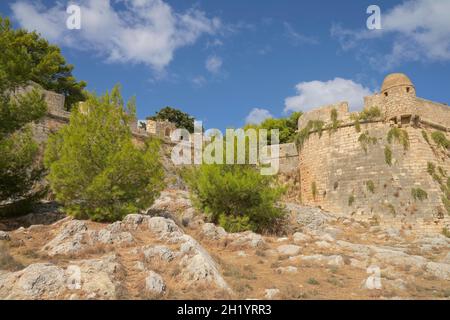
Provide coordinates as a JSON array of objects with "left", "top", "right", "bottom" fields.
[
  {"left": 406, "top": 87, "right": 410, "bottom": 93},
  {"left": 401, "top": 115, "right": 411, "bottom": 125},
  {"left": 384, "top": 92, "right": 388, "bottom": 97}
]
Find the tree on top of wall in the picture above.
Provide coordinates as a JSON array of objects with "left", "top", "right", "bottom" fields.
[
  {"left": 147, "top": 106, "right": 195, "bottom": 133},
  {"left": 0, "top": 16, "right": 86, "bottom": 110}
]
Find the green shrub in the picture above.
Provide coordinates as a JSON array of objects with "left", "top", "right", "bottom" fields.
[
  {"left": 328, "top": 108, "right": 341, "bottom": 133},
  {"left": 386, "top": 203, "right": 396, "bottom": 216},
  {"left": 422, "top": 130, "right": 430, "bottom": 144},
  {"left": 44, "top": 85, "right": 165, "bottom": 222},
  {"left": 360, "top": 106, "right": 381, "bottom": 120},
  {"left": 443, "top": 228, "right": 450, "bottom": 238},
  {"left": 366, "top": 181, "right": 375, "bottom": 193},
  {"left": 350, "top": 107, "right": 381, "bottom": 133},
  {"left": 384, "top": 146, "right": 393, "bottom": 165},
  {"left": 431, "top": 131, "right": 450, "bottom": 149},
  {"left": 218, "top": 214, "right": 253, "bottom": 233},
  {"left": 433, "top": 173, "right": 442, "bottom": 184},
  {"left": 307, "top": 278, "right": 320, "bottom": 285},
  {"left": 295, "top": 120, "right": 325, "bottom": 149},
  {"left": 350, "top": 113, "right": 361, "bottom": 133},
  {"left": 358, "top": 131, "right": 377, "bottom": 153},
  {"left": 387, "top": 127, "right": 409, "bottom": 150},
  {"left": 348, "top": 195, "right": 355, "bottom": 206},
  {"left": 443, "top": 197, "right": 450, "bottom": 215},
  {"left": 184, "top": 164, "right": 286, "bottom": 233},
  {"left": 427, "top": 162, "right": 436, "bottom": 175},
  {"left": 311, "top": 181, "right": 317, "bottom": 200},
  {"left": 411, "top": 188, "right": 428, "bottom": 201},
  {"left": 246, "top": 112, "right": 302, "bottom": 145}
]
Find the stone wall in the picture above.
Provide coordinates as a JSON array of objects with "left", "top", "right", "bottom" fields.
[
  {"left": 298, "top": 120, "right": 450, "bottom": 232},
  {"left": 296, "top": 74, "right": 450, "bottom": 232},
  {"left": 298, "top": 102, "right": 350, "bottom": 131},
  {"left": 31, "top": 90, "right": 176, "bottom": 146}
]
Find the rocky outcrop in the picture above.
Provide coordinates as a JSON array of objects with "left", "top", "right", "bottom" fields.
[
  {"left": 0, "top": 263, "right": 66, "bottom": 299},
  {"left": 145, "top": 271, "right": 166, "bottom": 295},
  {"left": 201, "top": 223, "right": 265, "bottom": 248},
  {"left": 0, "top": 231, "right": 10, "bottom": 241},
  {"left": 0, "top": 254, "right": 122, "bottom": 300},
  {"left": 43, "top": 220, "right": 89, "bottom": 256},
  {"left": 277, "top": 244, "right": 301, "bottom": 256}
]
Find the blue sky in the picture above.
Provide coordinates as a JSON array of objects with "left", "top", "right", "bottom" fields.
[{"left": 1, "top": 0, "right": 449, "bottom": 130}]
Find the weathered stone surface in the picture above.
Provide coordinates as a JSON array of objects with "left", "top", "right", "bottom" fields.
[
  {"left": 442, "top": 252, "right": 450, "bottom": 264},
  {"left": 73, "top": 254, "right": 122, "bottom": 299},
  {"left": 265, "top": 288, "right": 280, "bottom": 300},
  {"left": 296, "top": 254, "right": 344, "bottom": 267},
  {"left": 319, "top": 233, "right": 335, "bottom": 242},
  {"left": 200, "top": 223, "right": 265, "bottom": 248},
  {"left": 415, "top": 235, "right": 450, "bottom": 248},
  {"left": 148, "top": 217, "right": 183, "bottom": 240},
  {"left": 350, "top": 258, "right": 368, "bottom": 269},
  {"left": 142, "top": 245, "right": 175, "bottom": 262},
  {"left": 0, "top": 263, "right": 66, "bottom": 299},
  {"left": 122, "top": 214, "right": 151, "bottom": 230},
  {"left": 289, "top": 205, "right": 333, "bottom": 231},
  {"left": 0, "top": 231, "right": 10, "bottom": 241},
  {"left": 90, "top": 222, "right": 134, "bottom": 245},
  {"left": 425, "top": 262, "right": 450, "bottom": 280},
  {"left": 180, "top": 253, "right": 230, "bottom": 291},
  {"left": 373, "top": 250, "right": 427, "bottom": 269},
  {"left": 276, "top": 266, "right": 298, "bottom": 274},
  {"left": 145, "top": 271, "right": 166, "bottom": 295},
  {"left": 229, "top": 231, "right": 265, "bottom": 248},
  {"left": 43, "top": 220, "right": 88, "bottom": 256},
  {"left": 293, "top": 232, "right": 310, "bottom": 243},
  {"left": 202, "top": 223, "right": 227, "bottom": 240},
  {"left": 315, "top": 240, "right": 332, "bottom": 249},
  {"left": 277, "top": 244, "right": 301, "bottom": 256}
]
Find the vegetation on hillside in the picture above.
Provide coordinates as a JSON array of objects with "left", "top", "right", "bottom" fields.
[
  {"left": 0, "top": 17, "right": 86, "bottom": 110},
  {"left": 245, "top": 112, "right": 302, "bottom": 145},
  {"left": 0, "top": 18, "right": 52, "bottom": 216},
  {"left": 184, "top": 164, "right": 286, "bottom": 233},
  {"left": 147, "top": 106, "right": 195, "bottom": 133},
  {"left": 44, "top": 85, "right": 165, "bottom": 221}
]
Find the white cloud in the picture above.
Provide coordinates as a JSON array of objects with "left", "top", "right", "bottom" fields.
[
  {"left": 332, "top": 0, "right": 450, "bottom": 69},
  {"left": 205, "top": 55, "right": 223, "bottom": 74},
  {"left": 284, "top": 22, "right": 318, "bottom": 46},
  {"left": 10, "top": 0, "right": 221, "bottom": 71},
  {"left": 191, "top": 75, "right": 206, "bottom": 88},
  {"left": 284, "top": 78, "right": 373, "bottom": 113},
  {"left": 245, "top": 108, "right": 273, "bottom": 125}
]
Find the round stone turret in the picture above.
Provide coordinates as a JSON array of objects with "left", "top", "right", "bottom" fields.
[
  {"left": 381, "top": 73, "right": 418, "bottom": 124},
  {"left": 381, "top": 73, "right": 415, "bottom": 97}
]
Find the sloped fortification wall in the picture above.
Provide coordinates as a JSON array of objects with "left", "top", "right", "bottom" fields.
[
  {"left": 32, "top": 90, "right": 70, "bottom": 143},
  {"left": 299, "top": 120, "right": 450, "bottom": 232}
]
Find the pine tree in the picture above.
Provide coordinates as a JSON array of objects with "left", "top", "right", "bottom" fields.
[
  {"left": 44, "top": 85, "right": 165, "bottom": 221},
  {"left": 0, "top": 19, "right": 49, "bottom": 215}
]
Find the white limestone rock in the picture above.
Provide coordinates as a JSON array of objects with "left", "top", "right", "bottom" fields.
[
  {"left": 277, "top": 244, "right": 301, "bottom": 256},
  {"left": 145, "top": 271, "right": 166, "bottom": 295}
]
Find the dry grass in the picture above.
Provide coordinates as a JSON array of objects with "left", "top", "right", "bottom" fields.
[{"left": 2, "top": 207, "right": 450, "bottom": 300}]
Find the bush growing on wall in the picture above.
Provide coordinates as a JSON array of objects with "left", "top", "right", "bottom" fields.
[
  {"left": 184, "top": 164, "right": 286, "bottom": 233},
  {"left": 44, "top": 85, "right": 165, "bottom": 221}
]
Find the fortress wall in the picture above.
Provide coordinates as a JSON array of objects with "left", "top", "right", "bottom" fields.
[
  {"left": 416, "top": 99, "right": 450, "bottom": 129},
  {"left": 364, "top": 94, "right": 385, "bottom": 114},
  {"left": 298, "top": 102, "right": 349, "bottom": 131},
  {"left": 261, "top": 143, "right": 298, "bottom": 174},
  {"left": 299, "top": 122, "right": 450, "bottom": 232},
  {"left": 383, "top": 91, "right": 418, "bottom": 122}
]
